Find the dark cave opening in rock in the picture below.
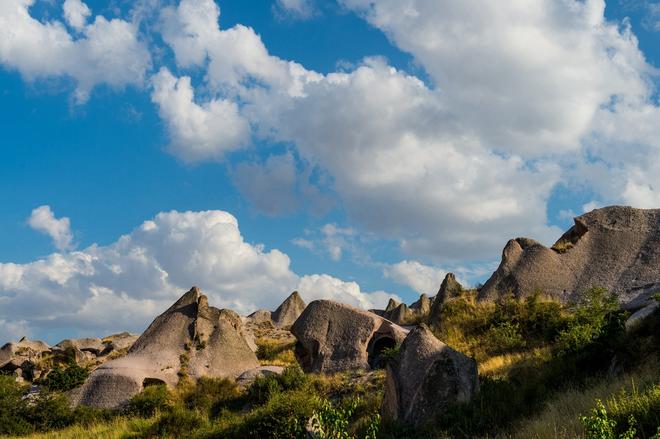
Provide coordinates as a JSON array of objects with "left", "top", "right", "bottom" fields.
[
  {"left": 368, "top": 335, "right": 397, "bottom": 369},
  {"left": 142, "top": 377, "right": 166, "bottom": 388}
]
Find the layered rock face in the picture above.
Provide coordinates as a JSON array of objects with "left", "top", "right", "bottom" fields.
[
  {"left": 71, "top": 287, "right": 259, "bottom": 408},
  {"left": 382, "top": 325, "right": 478, "bottom": 427},
  {"left": 479, "top": 206, "right": 660, "bottom": 308},
  {"left": 291, "top": 300, "right": 408, "bottom": 373}
]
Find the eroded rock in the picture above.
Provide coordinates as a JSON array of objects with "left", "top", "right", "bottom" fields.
[
  {"left": 291, "top": 300, "right": 408, "bottom": 373},
  {"left": 382, "top": 325, "right": 478, "bottom": 427}
]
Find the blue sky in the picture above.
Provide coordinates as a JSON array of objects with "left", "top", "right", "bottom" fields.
[{"left": 0, "top": 0, "right": 659, "bottom": 342}]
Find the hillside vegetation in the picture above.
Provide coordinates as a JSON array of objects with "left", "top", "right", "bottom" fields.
[{"left": 1, "top": 289, "right": 658, "bottom": 439}]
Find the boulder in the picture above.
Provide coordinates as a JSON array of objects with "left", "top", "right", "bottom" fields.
[
  {"left": 272, "top": 291, "right": 307, "bottom": 328},
  {"left": 0, "top": 338, "right": 51, "bottom": 381},
  {"left": 625, "top": 301, "right": 659, "bottom": 331},
  {"left": 101, "top": 332, "right": 139, "bottom": 354},
  {"left": 291, "top": 300, "right": 408, "bottom": 373},
  {"left": 382, "top": 325, "right": 478, "bottom": 427},
  {"left": 56, "top": 338, "right": 105, "bottom": 356},
  {"left": 71, "top": 287, "right": 259, "bottom": 408},
  {"left": 236, "top": 365, "right": 284, "bottom": 387},
  {"left": 478, "top": 206, "right": 660, "bottom": 305}
]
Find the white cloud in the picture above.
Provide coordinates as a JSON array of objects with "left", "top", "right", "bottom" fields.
[
  {"left": 644, "top": 2, "right": 660, "bottom": 31},
  {"left": 150, "top": 68, "right": 250, "bottom": 162},
  {"left": 384, "top": 260, "right": 448, "bottom": 295},
  {"left": 297, "top": 274, "right": 398, "bottom": 310},
  {"left": 158, "top": 0, "right": 660, "bottom": 262},
  {"left": 1, "top": 209, "right": 393, "bottom": 341},
  {"left": 0, "top": 0, "right": 151, "bottom": 102},
  {"left": 274, "top": 0, "right": 317, "bottom": 20},
  {"left": 63, "top": 0, "right": 91, "bottom": 30},
  {"left": 28, "top": 205, "right": 74, "bottom": 251}
]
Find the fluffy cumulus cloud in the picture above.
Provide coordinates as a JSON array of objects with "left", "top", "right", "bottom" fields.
[
  {"left": 384, "top": 260, "right": 448, "bottom": 296},
  {"left": 297, "top": 274, "right": 397, "bottom": 310},
  {"left": 151, "top": 68, "right": 250, "bottom": 162},
  {"left": 1, "top": 210, "right": 393, "bottom": 341},
  {"left": 0, "top": 0, "right": 151, "bottom": 102},
  {"left": 151, "top": 0, "right": 660, "bottom": 263},
  {"left": 28, "top": 205, "right": 74, "bottom": 251}
]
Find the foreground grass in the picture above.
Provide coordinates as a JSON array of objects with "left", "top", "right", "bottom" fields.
[
  {"left": 4, "top": 417, "right": 153, "bottom": 439},
  {"left": 510, "top": 362, "right": 660, "bottom": 439}
]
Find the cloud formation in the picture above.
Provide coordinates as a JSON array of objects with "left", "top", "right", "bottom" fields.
[
  {"left": 0, "top": 0, "right": 151, "bottom": 102},
  {"left": 28, "top": 205, "right": 74, "bottom": 251},
  {"left": 1, "top": 209, "right": 394, "bottom": 341}
]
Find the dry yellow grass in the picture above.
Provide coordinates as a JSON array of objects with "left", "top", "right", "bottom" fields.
[{"left": 479, "top": 347, "right": 552, "bottom": 377}]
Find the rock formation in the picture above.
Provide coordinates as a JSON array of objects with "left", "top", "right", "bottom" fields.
[
  {"left": 271, "top": 291, "right": 307, "bottom": 328},
  {"left": 409, "top": 293, "right": 433, "bottom": 316},
  {"left": 478, "top": 206, "right": 660, "bottom": 308},
  {"left": 0, "top": 338, "right": 51, "bottom": 381},
  {"left": 71, "top": 287, "right": 259, "bottom": 408},
  {"left": 428, "top": 273, "right": 464, "bottom": 327},
  {"left": 291, "top": 300, "right": 408, "bottom": 373},
  {"left": 382, "top": 325, "right": 478, "bottom": 427}
]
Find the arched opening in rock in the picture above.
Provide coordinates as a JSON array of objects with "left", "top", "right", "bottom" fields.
[
  {"left": 368, "top": 335, "right": 397, "bottom": 369},
  {"left": 142, "top": 377, "right": 166, "bottom": 388},
  {"left": 294, "top": 340, "right": 318, "bottom": 372}
]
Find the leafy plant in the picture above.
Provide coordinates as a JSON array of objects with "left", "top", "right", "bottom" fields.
[
  {"left": 126, "top": 384, "right": 173, "bottom": 418},
  {"left": 41, "top": 362, "right": 89, "bottom": 391}
]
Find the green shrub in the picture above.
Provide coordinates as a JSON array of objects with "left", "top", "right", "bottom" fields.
[
  {"left": 485, "top": 321, "right": 525, "bottom": 354},
  {"left": 126, "top": 384, "right": 173, "bottom": 418},
  {"left": 151, "top": 406, "right": 208, "bottom": 437},
  {"left": 41, "top": 363, "right": 89, "bottom": 391},
  {"left": 182, "top": 377, "right": 243, "bottom": 416},
  {"left": 226, "top": 390, "right": 322, "bottom": 438},
  {"left": 247, "top": 364, "right": 308, "bottom": 405},
  {"left": 0, "top": 375, "right": 32, "bottom": 435},
  {"left": 23, "top": 391, "right": 75, "bottom": 431}
]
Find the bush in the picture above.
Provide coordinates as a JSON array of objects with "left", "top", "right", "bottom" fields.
[
  {"left": 247, "top": 364, "right": 307, "bottom": 405},
  {"left": 0, "top": 375, "right": 32, "bottom": 435},
  {"left": 555, "top": 287, "right": 625, "bottom": 356},
  {"left": 484, "top": 322, "right": 525, "bottom": 354},
  {"left": 150, "top": 406, "right": 208, "bottom": 437},
  {"left": 226, "top": 390, "right": 323, "bottom": 438},
  {"left": 23, "top": 391, "right": 75, "bottom": 431},
  {"left": 126, "top": 384, "right": 173, "bottom": 418},
  {"left": 41, "top": 363, "right": 89, "bottom": 391},
  {"left": 182, "top": 377, "right": 243, "bottom": 416}
]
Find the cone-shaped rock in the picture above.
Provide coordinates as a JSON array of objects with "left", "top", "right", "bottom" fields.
[
  {"left": 385, "top": 298, "right": 401, "bottom": 312},
  {"left": 428, "top": 273, "right": 463, "bottom": 327},
  {"left": 478, "top": 206, "right": 660, "bottom": 307},
  {"left": 382, "top": 325, "right": 478, "bottom": 427},
  {"left": 272, "top": 291, "right": 306, "bottom": 328},
  {"left": 409, "top": 293, "right": 433, "bottom": 316},
  {"left": 383, "top": 303, "right": 415, "bottom": 325},
  {"left": 291, "top": 300, "right": 408, "bottom": 373},
  {"left": 71, "top": 287, "right": 259, "bottom": 408}
]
